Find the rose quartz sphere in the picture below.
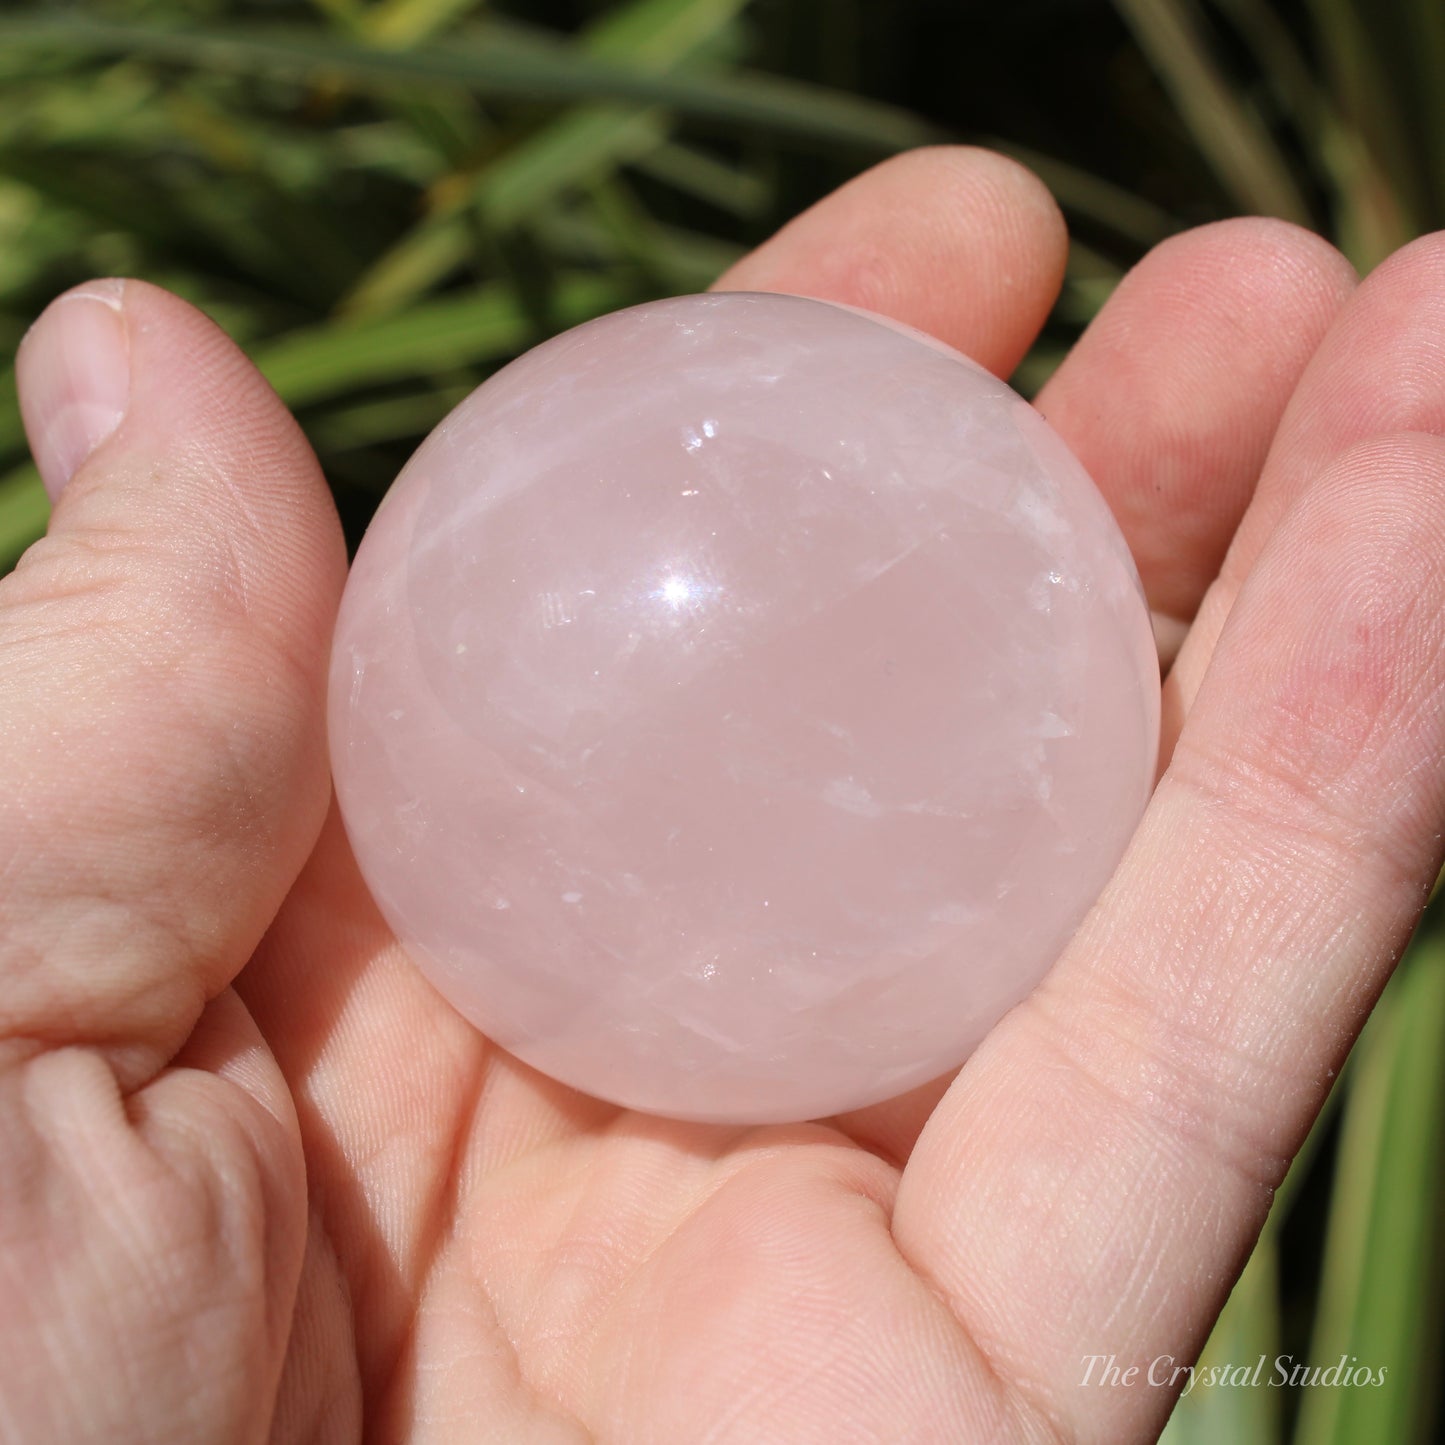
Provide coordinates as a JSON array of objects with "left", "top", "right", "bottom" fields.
[{"left": 330, "top": 292, "right": 1159, "bottom": 1124}]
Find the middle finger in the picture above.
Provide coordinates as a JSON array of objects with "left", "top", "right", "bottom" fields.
[{"left": 1038, "top": 217, "right": 1355, "bottom": 668}]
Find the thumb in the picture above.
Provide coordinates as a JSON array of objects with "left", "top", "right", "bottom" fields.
[{"left": 3, "top": 279, "right": 346, "bottom": 1087}]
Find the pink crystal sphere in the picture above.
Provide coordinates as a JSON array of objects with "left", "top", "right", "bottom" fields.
[{"left": 330, "top": 292, "right": 1159, "bottom": 1123}]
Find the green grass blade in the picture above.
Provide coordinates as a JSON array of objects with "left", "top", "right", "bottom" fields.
[
  {"left": 1305, "top": 0, "right": 1426, "bottom": 261},
  {"left": 306, "top": 383, "right": 474, "bottom": 451},
  {"left": 1213, "top": 0, "right": 1327, "bottom": 138},
  {"left": 339, "top": 217, "right": 475, "bottom": 319},
  {"left": 253, "top": 271, "right": 628, "bottom": 408},
  {"left": 0, "top": 364, "right": 24, "bottom": 455},
  {"left": 1312, "top": 0, "right": 1445, "bottom": 226},
  {"left": 633, "top": 141, "right": 771, "bottom": 217},
  {"left": 1157, "top": 1000, "right": 1354, "bottom": 1444},
  {"left": 0, "top": 463, "right": 48, "bottom": 574},
  {"left": 1294, "top": 938, "right": 1445, "bottom": 1445},
  {"left": 1010, "top": 343, "right": 1068, "bottom": 399},
  {"left": 367, "top": 0, "right": 491, "bottom": 48},
  {"left": 341, "top": 0, "right": 753, "bottom": 314},
  {"left": 341, "top": 108, "right": 668, "bottom": 312},
  {"left": 474, "top": 106, "right": 671, "bottom": 229},
  {"left": 0, "top": 16, "right": 941, "bottom": 154},
  {"left": 577, "top": 0, "right": 750, "bottom": 62},
  {"left": 1214, "top": 0, "right": 1412, "bottom": 264},
  {"left": 1409, "top": 0, "right": 1445, "bottom": 221},
  {"left": 1054, "top": 240, "right": 1123, "bottom": 326},
  {"left": 1158, "top": 1233, "right": 1281, "bottom": 1445},
  {"left": 987, "top": 140, "right": 1181, "bottom": 247},
  {"left": 305, "top": 0, "right": 363, "bottom": 26},
  {"left": 580, "top": 176, "right": 745, "bottom": 288},
  {"left": 1111, "top": 0, "right": 1312, "bottom": 223}
]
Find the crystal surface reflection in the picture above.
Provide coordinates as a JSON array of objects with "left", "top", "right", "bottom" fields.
[{"left": 329, "top": 292, "right": 1160, "bottom": 1123}]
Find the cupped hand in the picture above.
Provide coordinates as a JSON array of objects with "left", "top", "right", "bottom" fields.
[{"left": 4, "top": 148, "right": 1443, "bottom": 1445}]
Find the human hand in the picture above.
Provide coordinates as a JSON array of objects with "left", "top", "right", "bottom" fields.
[{"left": 4, "top": 147, "right": 1442, "bottom": 1444}]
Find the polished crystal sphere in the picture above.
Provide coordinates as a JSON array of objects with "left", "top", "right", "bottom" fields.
[{"left": 329, "top": 292, "right": 1159, "bottom": 1123}]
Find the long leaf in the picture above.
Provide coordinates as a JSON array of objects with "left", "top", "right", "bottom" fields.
[
  {"left": 253, "top": 271, "right": 628, "bottom": 408},
  {"left": 1158, "top": 1234, "right": 1280, "bottom": 1445},
  {"left": 367, "top": 0, "right": 490, "bottom": 48},
  {"left": 0, "top": 463, "right": 47, "bottom": 573},
  {"left": 634, "top": 141, "right": 771, "bottom": 217},
  {"left": 0, "top": 365, "right": 24, "bottom": 455},
  {"left": 306, "top": 383, "right": 474, "bottom": 451},
  {"left": 579, "top": 0, "right": 750, "bottom": 62},
  {"left": 1294, "top": 938, "right": 1445, "bottom": 1445},
  {"left": 1215, "top": 0, "right": 1409, "bottom": 267},
  {"left": 988, "top": 140, "right": 1181, "bottom": 247},
  {"left": 341, "top": 0, "right": 756, "bottom": 314},
  {"left": 1153, "top": 1060, "right": 1353, "bottom": 1444},
  {"left": 1301, "top": 0, "right": 1423, "bottom": 262},
  {"left": 0, "top": 16, "right": 942, "bottom": 154},
  {"left": 1111, "top": 0, "right": 1312, "bottom": 223}
]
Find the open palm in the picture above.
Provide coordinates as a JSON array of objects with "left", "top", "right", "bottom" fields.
[{"left": 6, "top": 149, "right": 1445, "bottom": 1445}]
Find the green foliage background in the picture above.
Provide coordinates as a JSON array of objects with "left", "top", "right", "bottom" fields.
[{"left": 0, "top": 3, "right": 1441, "bottom": 1440}]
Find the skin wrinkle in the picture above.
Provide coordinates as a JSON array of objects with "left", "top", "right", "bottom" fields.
[
  {"left": 23, "top": 485, "right": 248, "bottom": 638},
  {"left": 2, "top": 547, "right": 323, "bottom": 1028},
  {"left": 277, "top": 1214, "right": 364, "bottom": 1445},
  {"left": 480, "top": 1278, "right": 601, "bottom": 1445},
  {"left": 1167, "top": 734, "right": 1434, "bottom": 901},
  {"left": 2, "top": 894, "right": 208, "bottom": 1045},
  {"left": 878, "top": 1081, "right": 1094, "bottom": 1433},
  {"left": 1, "top": 277, "right": 328, "bottom": 1440},
  {"left": 1065, "top": 834, "right": 1396, "bottom": 1157},
  {"left": 2, "top": 757, "right": 317, "bottom": 1077},
  {"left": 507, "top": 1133, "right": 749, "bottom": 1374},
  {"left": 0, "top": 539, "right": 135, "bottom": 630},
  {"left": 1026, "top": 985, "right": 1298, "bottom": 1200},
  {"left": 1083, "top": 808, "right": 1362, "bottom": 1009},
  {"left": 156, "top": 489, "right": 327, "bottom": 699},
  {"left": 692, "top": 1308, "right": 860, "bottom": 1445},
  {"left": 268, "top": 942, "right": 493, "bottom": 1428},
  {"left": 893, "top": 1239, "right": 1071, "bottom": 1445},
  {"left": 472, "top": 1153, "right": 635, "bottom": 1430},
  {"left": 533, "top": 1144, "right": 928, "bottom": 1435},
  {"left": 372, "top": 1047, "right": 489, "bottom": 1425},
  {"left": 13, "top": 1054, "right": 268, "bottom": 1438},
  {"left": 1089, "top": 1189, "right": 1188, "bottom": 1341},
  {"left": 924, "top": 1127, "right": 1092, "bottom": 1352},
  {"left": 913, "top": 1104, "right": 1193, "bottom": 1438},
  {"left": 636, "top": 1171, "right": 996, "bottom": 1445}
]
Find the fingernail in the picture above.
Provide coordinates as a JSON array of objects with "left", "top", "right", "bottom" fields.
[{"left": 18, "top": 279, "right": 130, "bottom": 501}]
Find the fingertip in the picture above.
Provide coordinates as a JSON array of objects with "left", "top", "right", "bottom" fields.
[
  {"left": 1158, "top": 217, "right": 1358, "bottom": 330},
  {"left": 916, "top": 142, "right": 1067, "bottom": 260},
  {"left": 1195, "top": 225, "right": 1445, "bottom": 612},
  {"left": 1254, "top": 216, "right": 1358, "bottom": 291},
  {"left": 715, "top": 145, "right": 1069, "bottom": 375},
  {"left": 17, "top": 278, "right": 131, "bottom": 502},
  {"left": 41, "top": 277, "right": 347, "bottom": 642},
  {"left": 1039, "top": 216, "right": 1356, "bottom": 625}
]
